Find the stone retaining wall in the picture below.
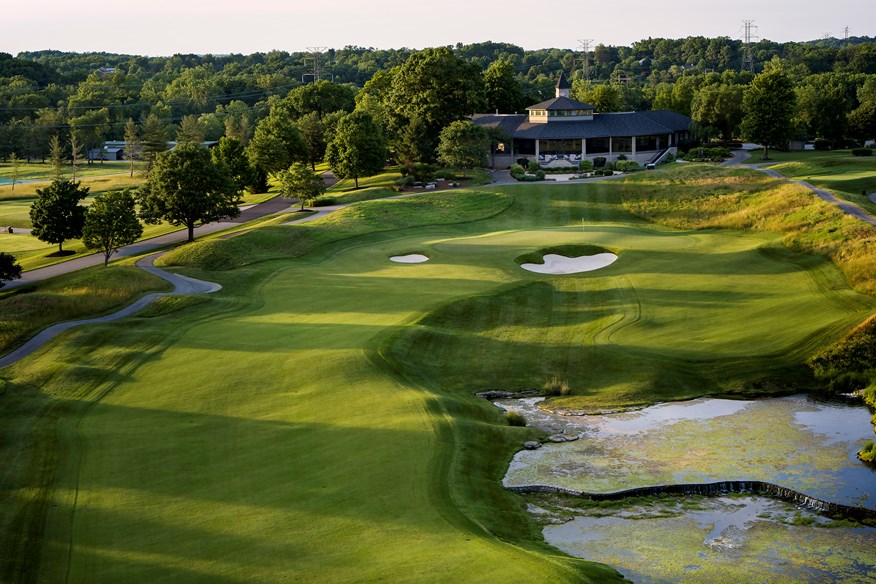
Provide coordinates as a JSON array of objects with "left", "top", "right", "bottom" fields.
[{"left": 507, "top": 480, "right": 876, "bottom": 521}]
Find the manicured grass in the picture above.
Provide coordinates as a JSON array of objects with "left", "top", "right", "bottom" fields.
[
  {"left": 0, "top": 173, "right": 144, "bottom": 202},
  {"left": 0, "top": 160, "right": 144, "bottom": 183},
  {"left": 741, "top": 149, "right": 849, "bottom": 164},
  {"left": 2, "top": 167, "right": 874, "bottom": 582},
  {"left": 0, "top": 222, "right": 179, "bottom": 272}
]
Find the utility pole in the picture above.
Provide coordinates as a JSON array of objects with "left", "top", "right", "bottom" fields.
[
  {"left": 302, "top": 46, "right": 331, "bottom": 83},
  {"left": 576, "top": 39, "right": 594, "bottom": 81},
  {"left": 740, "top": 20, "right": 758, "bottom": 73}
]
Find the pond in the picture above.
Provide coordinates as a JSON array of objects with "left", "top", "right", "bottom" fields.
[
  {"left": 498, "top": 395, "right": 876, "bottom": 509},
  {"left": 496, "top": 395, "right": 876, "bottom": 582}
]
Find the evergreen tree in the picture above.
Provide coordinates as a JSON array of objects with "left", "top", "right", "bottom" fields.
[
  {"left": 48, "top": 134, "right": 64, "bottom": 180},
  {"left": 141, "top": 113, "right": 169, "bottom": 172},
  {"left": 124, "top": 118, "right": 141, "bottom": 178}
]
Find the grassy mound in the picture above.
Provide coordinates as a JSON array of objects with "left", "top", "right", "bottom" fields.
[
  {"left": 0, "top": 265, "right": 170, "bottom": 355},
  {"left": 159, "top": 190, "right": 514, "bottom": 270},
  {"left": 515, "top": 244, "right": 615, "bottom": 266},
  {"left": 621, "top": 164, "right": 876, "bottom": 295}
]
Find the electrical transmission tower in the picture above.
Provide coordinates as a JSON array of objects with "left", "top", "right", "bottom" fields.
[
  {"left": 576, "top": 39, "right": 594, "bottom": 81},
  {"left": 740, "top": 20, "right": 758, "bottom": 73},
  {"left": 843, "top": 26, "right": 850, "bottom": 40},
  {"left": 303, "top": 47, "right": 332, "bottom": 83}
]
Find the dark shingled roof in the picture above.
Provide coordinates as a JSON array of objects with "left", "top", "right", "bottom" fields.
[
  {"left": 471, "top": 110, "right": 692, "bottom": 140},
  {"left": 526, "top": 96, "right": 596, "bottom": 111},
  {"left": 556, "top": 72, "right": 570, "bottom": 90}
]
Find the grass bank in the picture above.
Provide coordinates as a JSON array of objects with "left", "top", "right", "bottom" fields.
[{"left": 0, "top": 264, "right": 171, "bottom": 355}]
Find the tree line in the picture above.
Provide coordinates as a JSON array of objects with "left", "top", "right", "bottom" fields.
[{"left": 2, "top": 36, "right": 875, "bottom": 163}]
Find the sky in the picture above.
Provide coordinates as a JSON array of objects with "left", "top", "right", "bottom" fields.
[{"left": 3, "top": 0, "right": 874, "bottom": 56}]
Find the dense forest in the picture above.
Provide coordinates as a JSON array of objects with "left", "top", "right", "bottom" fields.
[{"left": 1, "top": 36, "right": 875, "bottom": 165}]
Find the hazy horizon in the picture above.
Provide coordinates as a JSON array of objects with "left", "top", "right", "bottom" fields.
[{"left": 4, "top": 0, "right": 873, "bottom": 57}]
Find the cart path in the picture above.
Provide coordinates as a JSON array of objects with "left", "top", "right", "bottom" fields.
[
  {"left": 755, "top": 167, "right": 876, "bottom": 227},
  {"left": 5, "top": 196, "right": 296, "bottom": 289},
  {"left": 0, "top": 252, "right": 221, "bottom": 369}
]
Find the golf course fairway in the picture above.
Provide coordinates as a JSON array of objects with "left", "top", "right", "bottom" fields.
[{"left": 2, "top": 171, "right": 874, "bottom": 583}]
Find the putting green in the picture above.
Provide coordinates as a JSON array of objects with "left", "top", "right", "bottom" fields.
[{"left": 4, "top": 182, "right": 874, "bottom": 582}]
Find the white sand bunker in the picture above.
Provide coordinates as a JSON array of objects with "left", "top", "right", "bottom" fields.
[
  {"left": 390, "top": 254, "right": 430, "bottom": 264},
  {"left": 521, "top": 253, "right": 617, "bottom": 274}
]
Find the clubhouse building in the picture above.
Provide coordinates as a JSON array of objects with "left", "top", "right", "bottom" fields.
[{"left": 472, "top": 74, "right": 692, "bottom": 168}]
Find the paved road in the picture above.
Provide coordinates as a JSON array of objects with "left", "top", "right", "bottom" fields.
[
  {"left": 5, "top": 196, "right": 296, "bottom": 289},
  {"left": 0, "top": 252, "right": 221, "bottom": 369}
]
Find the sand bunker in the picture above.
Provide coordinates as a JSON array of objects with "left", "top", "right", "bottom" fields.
[
  {"left": 521, "top": 253, "right": 617, "bottom": 274},
  {"left": 390, "top": 254, "right": 430, "bottom": 264}
]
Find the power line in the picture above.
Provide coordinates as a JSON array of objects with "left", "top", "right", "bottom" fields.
[
  {"left": 576, "top": 39, "right": 594, "bottom": 81},
  {"left": 0, "top": 82, "right": 300, "bottom": 113},
  {"left": 740, "top": 20, "right": 758, "bottom": 73},
  {"left": 302, "top": 47, "right": 332, "bottom": 83}
]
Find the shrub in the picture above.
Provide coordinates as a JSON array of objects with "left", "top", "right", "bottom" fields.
[
  {"left": 541, "top": 376, "right": 570, "bottom": 396},
  {"left": 527, "top": 161, "right": 539, "bottom": 173},
  {"left": 579, "top": 159, "right": 593, "bottom": 172},
  {"left": 663, "top": 152, "right": 675, "bottom": 163},
  {"left": 851, "top": 148, "right": 873, "bottom": 157},
  {"left": 313, "top": 197, "right": 336, "bottom": 207},
  {"left": 859, "top": 441, "right": 876, "bottom": 464},
  {"left": 593, "top": 156, "right": 606, "bottom": 168},
  {"left": 509, "top": 163, "right": 525, "bottom": 180},
  {"left": 616, "top": 154, "right": 627, "bottom": 161},
  {"left": 505, "top": 411, "right": 527, "bottom": 427},
  {"left": 397, "top": 176, "right": 415, "bottom": 187},
  {"left": 412, "top": 162, "right": 436, "bottom": 182},
  {"left": 603, "top": 161, "right": 614, "bottom": 171},
  {"left": 399, "top": 166, "right": 410, "bottom": 177},
  {"left": 814, "top": 138, "right": 832, "bottom": 151},
  {"left": 434, "top": 168, "right": 455, "bottom": 179},
  {"left": 535, "top": 169, "right": 546, "bottom": 180},
  {"left": 615, "top": 160, "right": 643, "bottom": 172}
]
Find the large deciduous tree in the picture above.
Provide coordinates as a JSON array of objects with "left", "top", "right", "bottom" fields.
[
  {"left": 212, "top": 136, "right": 264, "bottom": 193},
  {"left": 82, "top": 189, "right": 144, "bottom": 266},
  {"left": 436, "top": 120, "right": 489, "bottom": 177},
  {"left": 386, "top": 47, "right": 485, "bottom": 162},
  {"left": 0, "top": 252, "right": 22, "bottom": 288},
  {"left": 484, "top": 60, "right": 525, "bottom": 114},
  {"left": 741, "top": 68, "right": 797, "bottom": 160},
  {"left": 325, "top": 111, "right": 386, "bottom": 189},
  {"left": 30, "top": 179, "right": 88, "bottom": 254},
  {"left": 691, "top": 84, "right": 744, "bottom": 140},
  {"left": 140, "top": 143, "right": 240, "bottom": 242},
  {"left": 247, "top": 112, "right": 307, "bottom": 176},
  {"left": 279, "top": 162, "right": 326, "bottom": 210}
]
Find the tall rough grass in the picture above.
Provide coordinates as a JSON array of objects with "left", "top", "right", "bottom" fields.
[
  {"left": 0, "top": 266, "right": 170, "bottom": 354},
  {"left": 622, "top": 165, "right": 876, "bottom": 295}
]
